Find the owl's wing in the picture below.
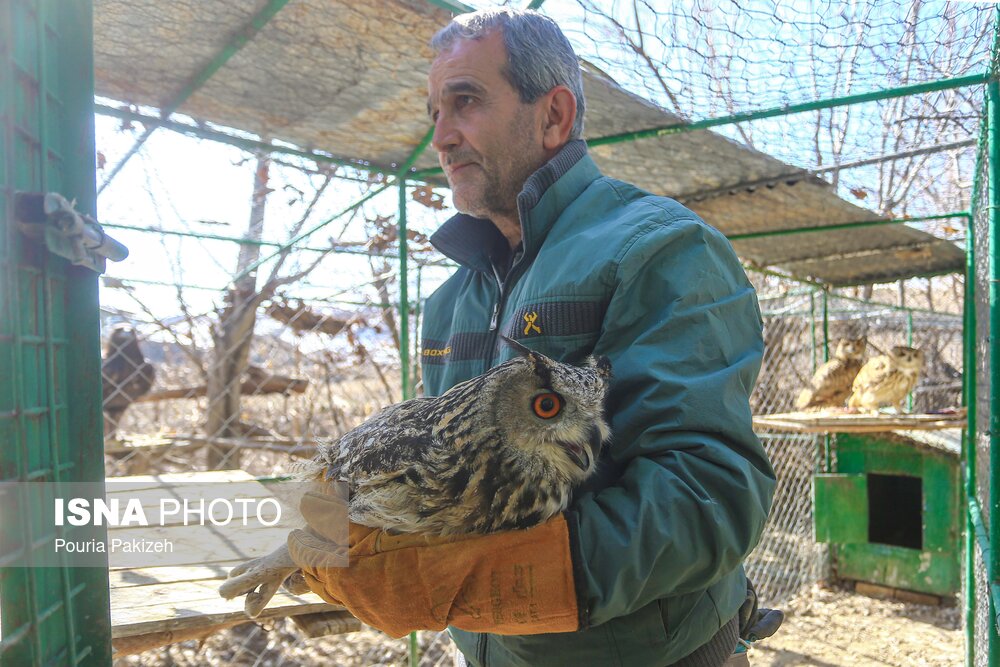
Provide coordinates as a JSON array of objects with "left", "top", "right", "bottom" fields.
[
  {"left": 325, "top": 399, "right": 442, "bottom": 484},
  {"left": 852, "top": 356, "right": 892, "bottom": 393},
  {"left": 809, "top": 359, "right": 846, "bottom": 389}
]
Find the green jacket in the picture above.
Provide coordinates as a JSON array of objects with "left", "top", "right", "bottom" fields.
[{"left": 421, "top": 141, "right": 776, "bottom": 667}]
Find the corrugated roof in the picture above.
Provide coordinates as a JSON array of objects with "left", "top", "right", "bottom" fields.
[{"left": 92, "top": 0, "right": 964, "bottom": 285}]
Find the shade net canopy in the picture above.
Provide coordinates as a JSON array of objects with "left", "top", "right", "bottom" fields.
[{"left": 92, "top": 0, "right": 972, "bottom": 286}]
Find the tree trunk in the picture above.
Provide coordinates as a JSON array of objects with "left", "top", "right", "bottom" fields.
[{"left": 206, "top": 154, "right": 270, "bottom": 469}]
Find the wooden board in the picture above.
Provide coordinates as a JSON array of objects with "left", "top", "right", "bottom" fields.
[
  {"left": 108, "top": 471, "right": 342, "bottom": 642},
  {"left": 753, "top": 409, "right": 966, "bottom": 434}
]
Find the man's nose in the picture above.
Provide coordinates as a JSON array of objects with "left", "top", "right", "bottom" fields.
[{"left": 431, "top": 113, "right": 461, "bottom": 154}]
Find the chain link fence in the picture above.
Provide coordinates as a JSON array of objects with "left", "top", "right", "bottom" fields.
[{"left": 87, "top": 1, "right": 985, "bottom": 664}]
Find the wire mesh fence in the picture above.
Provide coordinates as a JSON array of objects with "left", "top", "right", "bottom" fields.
[{"left": 81, "top": 1, "right": 987, "bottom": 664}]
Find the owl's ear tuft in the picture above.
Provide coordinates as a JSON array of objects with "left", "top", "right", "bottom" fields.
[
  {"left": 499, "top": 336, "right": 553, "bottom": 386},
  {"left": 500, "top": 335, "right": 534, "bottom": 359}
]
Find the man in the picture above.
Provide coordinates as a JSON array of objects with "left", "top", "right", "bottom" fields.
[{"left": 292, "top": 9, "right": 775, "bottom": 666}]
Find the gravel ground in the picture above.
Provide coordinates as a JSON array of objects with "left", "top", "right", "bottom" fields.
[
  {"left": 115, "top": 583, "right": 961, "bottom": 666},
  {"left": 751, "top": 584, "right": 962, "bottom": 667}
]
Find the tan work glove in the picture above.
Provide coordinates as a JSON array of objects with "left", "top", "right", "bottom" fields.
[{"left": 288, "top": 491, "right": 582, "bottom": 638}]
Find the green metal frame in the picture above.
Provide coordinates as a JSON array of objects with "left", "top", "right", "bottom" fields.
[
  {"left": 1, "top": 0, "right": 111, "bottom": 664},
  {"left": 9, "top": 0, "right": 986, "bottom": 662},
  {"left": 97, "top": 0, "right": 292, "bottom": 195}
]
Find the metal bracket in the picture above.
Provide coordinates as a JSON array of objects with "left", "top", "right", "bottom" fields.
[{"left": 14, "top": 192, "right": 129, "bottom": 274}]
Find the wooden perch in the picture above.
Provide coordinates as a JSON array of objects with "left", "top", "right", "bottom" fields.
[
  {"left": 266, "top": 299, "right": 353, "bottom": 336},
  {"left": 136, "top": 366, "right": 308, "bottom": 403}
]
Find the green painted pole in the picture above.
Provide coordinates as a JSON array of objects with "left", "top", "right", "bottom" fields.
[
  {"left": 906, "top": 311, "right": 915, "bottom": 412},
  {"left": 231, "top": 183, "right": 391, "bottom": 284},
  {"left": 425, "top": 0, "right": 474, "bottom": 14},
  {"left": 95, "top": 104, "right": 390, "bottom": 176},
  {"left": 988, "top": 77, "right": 1000, "bottom": 663},
  {"left": 409, "top": 74, "right": 991, "bottom": 181},
  {"left": 98, "top": 0, "right": 292, "bottom": 194},
  {"left": 809, "top": 292, "right": 817, "bottom": 373},
  {"left": 393, "top": 128, "right": 435, "bottom": 667},
  {"left": 399, "top": 179, "right": 411, "bottom": 404},
  {"left": 101, "top": 222, "right": 401, "bottom": 258},
  {"left": 822, "top": 290, "right": 831, "bottom": 473},
  {"left": 727, "top": 213, "right": 969, "bottom": 242},
  {"left": 966, "top": 210, "right": 978, "bottom": 666},
  {"left": 588, "top": 74, "right": 992, "bottom": 147}
]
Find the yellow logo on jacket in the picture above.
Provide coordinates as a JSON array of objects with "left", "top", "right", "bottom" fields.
[{"left": 523, "top": 312, "right": 541, "bottom": 335}]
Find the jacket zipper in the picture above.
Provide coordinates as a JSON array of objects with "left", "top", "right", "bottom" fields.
[
  {"left": 486, "top": 254, "right": 526, "bottom": 366},
  {"left": 476, "top": 633, "right": 489, "bottom": 665}
]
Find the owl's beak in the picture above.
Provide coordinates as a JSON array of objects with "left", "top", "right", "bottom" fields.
[
  {"left": 562, "top": 442, "right": 591, "bottom": 472},
  {"left": 561, "top": 426, "right": 603, "bottom": 472}
]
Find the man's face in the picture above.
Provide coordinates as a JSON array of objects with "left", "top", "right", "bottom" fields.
[{"left": 427, "top": 31, "right": 548, "bottom": 222}]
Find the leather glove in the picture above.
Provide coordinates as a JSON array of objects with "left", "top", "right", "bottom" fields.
[{"left": 287, "top": 490, "right": 583, "bottom": 638}]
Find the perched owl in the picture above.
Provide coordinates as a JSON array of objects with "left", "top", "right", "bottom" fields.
[
  {"left": 795, "top": 337, "right": 866, "bottom": 410},
  {"left": 101, "top": 324, "right": 155, "bottom": 436},
  {"left": 848, "top": 345, "right": 924, "bottom": 412},
  {"left": 221, "top": 338, "right": 612, "bottom": 614}
]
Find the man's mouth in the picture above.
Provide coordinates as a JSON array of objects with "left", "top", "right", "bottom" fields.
[{"left": 447, "top": 162, "right": 475, "bottom": 178}]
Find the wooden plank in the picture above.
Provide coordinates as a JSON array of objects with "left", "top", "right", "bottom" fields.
[
  {"left": 105, "top": 469, "right": 258, "bottom": 491},
  {"left": 754, "top": 410, "right": 965, "bottom": 434},
  {"left": 108, "top": 471, "right": 342, "bottom": 641},
  {"left": 111, "top": 583, "right": 338, "bottom": 638}
]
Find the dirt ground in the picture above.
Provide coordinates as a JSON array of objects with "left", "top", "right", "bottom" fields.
[
  {"left": 116, "top": 583, "right": 962, "bottom": 666},
  {"left": 751, "top": 584, "right": 962, "bottom": 667}
]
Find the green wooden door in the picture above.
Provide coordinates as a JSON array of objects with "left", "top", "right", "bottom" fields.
[
  {"left": 0, "top": 1, "right": 112, "bottom": 665},
  {"left": 814, "top": 473, "right": 869, "bottom": 544}
]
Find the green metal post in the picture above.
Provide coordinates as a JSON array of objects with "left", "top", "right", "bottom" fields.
[
  {"left": 906, "top": 311, "right": 915, "bottom": 412},
  {"left": 966, "top": 209, "right": 977, "bottom": 667},
  {"left": 988, "top": 77, "right": 1000, "bottom": 665},
  {"left": 822, "top": 290, "right": 831, "bottom": 473},
  {"left": 809, "top": 292, "right": 817, "bottom": 373},
  {"left": 727, "top": 213, "right": 970, "bottom": 241},
  {"left": 414, "top": 266, "right": 423, "bottom": 393},
  {"left": 94, "top": 104, "right": 391, "bottom": 177},
  {"left": 399, "top": 179, "right": 411, "bottom": 403},
  {"left": 231, "top": 183, "right": 391, "bottom": 283}
]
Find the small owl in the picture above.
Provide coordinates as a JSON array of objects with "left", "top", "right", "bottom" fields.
[
  {"left": 848, "top": 345, "right": 924, "bottom": 412},
  {"left": 795, "top": 337, "right": 866, "bottom": 410},
  {"left": 303, "top": 337, "right": 612, "bottom": 535}
]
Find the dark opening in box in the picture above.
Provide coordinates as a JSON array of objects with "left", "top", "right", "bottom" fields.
[{"left": 867, "top": 473, "right": 922, "bottom": 549}]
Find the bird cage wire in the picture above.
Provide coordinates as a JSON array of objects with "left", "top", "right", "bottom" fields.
[
  {"left": 971, "top": 93, "right": 993, "bottom": 667},
  {"left": 82, "top": 0, "right": 992, "bottom": 665}
]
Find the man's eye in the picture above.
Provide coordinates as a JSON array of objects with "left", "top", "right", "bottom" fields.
[{"left": 456, "top": 95, "right": 475, "bottom": 108}]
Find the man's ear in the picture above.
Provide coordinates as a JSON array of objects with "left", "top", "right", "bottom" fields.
[{"left": 541, "top": 85, "right": 578, "bottom": 151}]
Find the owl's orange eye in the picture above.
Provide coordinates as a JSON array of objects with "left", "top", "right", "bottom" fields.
[{"left": 532, "top": 392, "right": 562, "bottom": 419}]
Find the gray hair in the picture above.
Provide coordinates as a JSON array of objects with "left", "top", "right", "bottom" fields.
[{"left": 431, "top": 9, "right": 586, "bottom": 141}]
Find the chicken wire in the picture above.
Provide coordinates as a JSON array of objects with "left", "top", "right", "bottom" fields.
[
  {"left": 86, "top": 0, "right": 983, "bottom": 662},
  {"left": 743, "top": 277, "right": 964, "bottom": 610}
]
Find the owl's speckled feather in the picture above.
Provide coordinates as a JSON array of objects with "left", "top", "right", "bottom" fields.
[
  {"left": 795, "top": 337, "right": 866, "bottom": 409},
  {"left": 303, "top": 340, "right": 612, "bottom": 535},
  {"left": 848, "top": 345, "right": 924, "bottom": 412}
]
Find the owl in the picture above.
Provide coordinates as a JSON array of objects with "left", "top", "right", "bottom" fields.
[
  {"left": 848, "top": 345, "right": 924, "bottom": 412},
  {"left": 303, "top": 336, "right": 612, "bottom": 535},
  {"left": 101, "top": 324, "right": 155, "bottom": 436},
  {"left": 221, "top": 338, "right": 612, "bottom": 614},
  {"left": 795, "top": 337, "right": 866, "bottom": 410}
]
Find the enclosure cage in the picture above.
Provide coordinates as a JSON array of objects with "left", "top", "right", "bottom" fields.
[{"left": 2, "top": 0, "right": 999, "bottom": 666}]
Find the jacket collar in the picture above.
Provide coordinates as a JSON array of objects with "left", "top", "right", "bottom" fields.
[{"left": 429, "top": 140, "right": 600, "bottom": 273}]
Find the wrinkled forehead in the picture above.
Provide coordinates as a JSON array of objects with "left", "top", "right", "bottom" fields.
[{"left": 427, "top": 31, "right": 509, "bottom": 97}]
